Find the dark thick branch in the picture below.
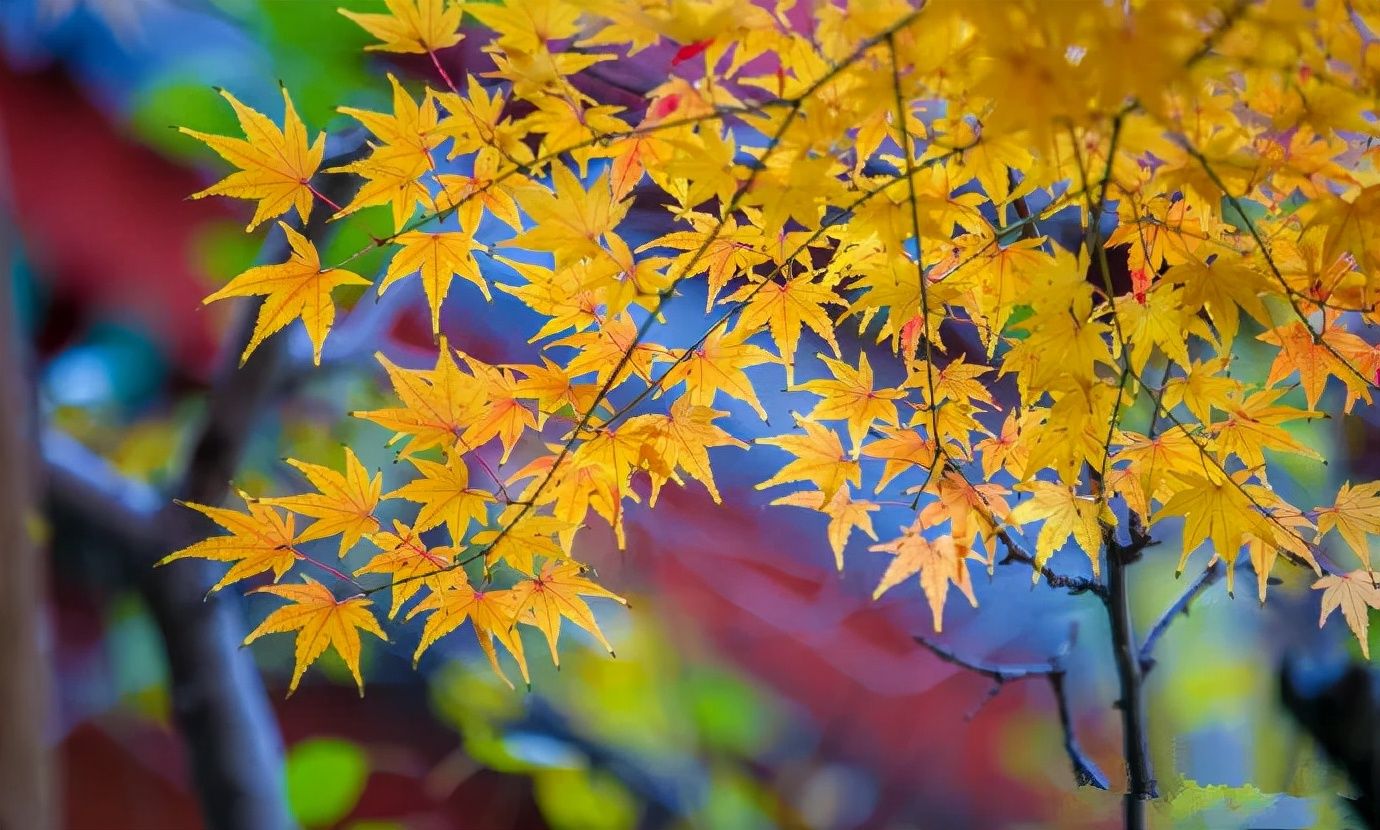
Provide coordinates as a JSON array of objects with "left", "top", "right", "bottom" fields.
[
  {"left": 915, "top": 634, "right": 1109, "bottom": 791},
  {"left": 1138, "top": 561, "right": 1223, "bottom": 675},
  {"left": 1102, "top": 525, "right": 1158, "bottom": 822}
]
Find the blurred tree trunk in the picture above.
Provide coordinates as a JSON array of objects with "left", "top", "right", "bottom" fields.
[{"left": 0, "top": 205, "right": 55, "bottom": 828}]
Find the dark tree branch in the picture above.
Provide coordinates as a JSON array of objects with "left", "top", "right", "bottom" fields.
[
  {"left": 1138, "top": 561, "right": 1224, "bottom": 675},
  {"left": 1102, "top": 524, "right": 1158, "bottom": 828},
  {"left": 915, "top": 633, "right": 1109, "bottom": 791},
  {"left": 996, "top": 529, "right": 1109, "bottom": 601}
]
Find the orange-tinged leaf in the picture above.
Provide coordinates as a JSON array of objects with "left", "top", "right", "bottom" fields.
[
  {"left": 204, "top": 222, "right": 369, "bottom": 365},
  {"left": 1257, "top": 321, "right": 1372, "bottom": 411},
  {"left": 861, "top": 426, "right": 938, "bottom": 493},
  {"left": 621, "top": 397, "right": 747, "bottom": 505},
  {"left": 159, "top": 491, "right": 299, "bottom": 593},
  {"left": 243, "top": 576, "right": 386, "bottom": 696},
  {"left": 179, "top": 87, "right": 324, "bottom": 231},
  {"left": 1314, "top": 570, "right": 1380, "bottom": 658},
  {"left": 339, "top": 0, "right": 463, "bottom": 54},
  {"left": 771, "top": 486, "right": 879, "bottom": 570},
  {"left": 407, "top": 572, "right": 530, "bottom": 688},
  {"left": 870, "top": 530, "right": 976, "bottom": 632},
  {"left": 1316, "top": 481, "right": 1380, "bottom": 571},
  {"left": 756, "top": 415, "right": 861, "bottom": 503},
  {"left": 260, "top": 448, "right": 381, "bottom": 557},
  {"left": 510, "top": 559, "right": 627, "bottom": 665}
]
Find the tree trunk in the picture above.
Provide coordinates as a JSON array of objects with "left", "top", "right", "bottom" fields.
[{"left": 0, "top": 217, "right": 55, "bottom": 830}]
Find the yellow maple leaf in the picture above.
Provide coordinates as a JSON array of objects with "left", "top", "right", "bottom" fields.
[
  {"left": 660, "top": 326, "right": 775, "bottom": 421},
  {"left": 728, "top": 273, "right": 844, "bottom": 385},
  {"left": 861, "top": 426, "right": 937, "bottom": 493},
  {"left": 771, "top": 486, "right": 879, "bottom": 570},
  {"left": 340, "top": 0, "right": 463, "bottom": 54},
  {"left": 204, "top": 222, "right": 369, "bottom": 365},
  {"left": 260, "top": 448, "right": 381, "bottom": 558},
  {"left": 380, "top": 231, "right": 489, "bottom": 336},
  {"left": 407, "top": 572, "right": 530, "bottom": 688},
  {"left": 509, "top": 559, "right": 627, "bottom": 666},
  {"left": 1155, "top": 471, "right": 1272, "bottom": 574},
  {"left": 352, "top": 341, "right": 487, "bottom": 456},
  {"left": 470, "top": 507, "right": 577, "bottom": 576},
  {"left": 159, "top": 491, "right": 299, "bottom": 592},
  {"left": 180, "top": 87, "right": 324, "bottom": 231},
  {"left": 244, "top": 576, "right": 387, "bottom": 696},
  {"left": 1316, "top": 481, "right": 1380, "bottom": 571},
  {"left": 621, "top": 396, "right": 747, "bottom": 505},
  {"left": 1009, "top": 481, "right": 1110, "bottom": 580},
  {"left": 756, "top": 415, "right": 861, "bottom": 503},
  {"left": 355, "top": 520, "right": 457, "bottom": 619},
  {"left": 870, "top": 530, "right": 977, "bottom": 632},
  {"left": 1314, "top": 570, "right": 1380, "bottom": 658},
  {"left": 386, "top": 454, "right": 495, "bottom": 546},
  {"left": 795, "top": 351, "right": 904, "bottom": 453}
]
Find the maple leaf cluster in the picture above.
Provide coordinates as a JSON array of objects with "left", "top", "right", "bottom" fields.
[{"left": 169, "top": 0, "right": 1380, "bottom": 692}]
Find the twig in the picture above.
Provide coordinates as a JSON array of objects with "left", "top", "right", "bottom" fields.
[
  {"left": 1138, "top": 561, "right": 1223, "bottom": 674},
  {"left": 914, "top": 634, "right": 1109, "bottom": 790},
  {"left": 995, "top": 529, "right": 1109, "bottom": 600}
]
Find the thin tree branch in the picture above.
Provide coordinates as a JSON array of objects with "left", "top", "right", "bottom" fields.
[
  {"left": 1138, "top": 560, "right": 1223, "bottom": 675},
  {"left": 914, "top": 634, "right": 1109, "bottom": 790},
  {"left": 995, "top": 528, "right": 1109, "bottom": 600}
]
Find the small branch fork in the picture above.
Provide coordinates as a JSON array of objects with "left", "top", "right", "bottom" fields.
[{"left": 914, "top": 631, "right": 1110, "bottom": 791}]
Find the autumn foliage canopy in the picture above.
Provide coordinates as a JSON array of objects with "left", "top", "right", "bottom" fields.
[{"left": 163, "top": 0, "right": 1380, "bottom": 698}]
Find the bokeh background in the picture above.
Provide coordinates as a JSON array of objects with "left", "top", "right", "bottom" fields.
[{"left": 1, "top": 1, "right": 1374, "bottom": 828}]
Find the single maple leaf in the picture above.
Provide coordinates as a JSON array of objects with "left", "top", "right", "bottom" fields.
[
  {"left": 244, "top": 576, "right": 387, "bottom": 696},
  {"left": 407, "top": 572, "right": 530, "bottom": 688},
  {"left": 621, "top": 397, "right": 747, "bottom": 505},
  {"left": 1314, "top": 570, "right": 1380, "bottom": 658},
  {"left": 756, "top": 415, "right": 861, "bottom": 504},
  {"left": 728, "top": 273, "right": 844, "bottom": 385},
  {"left": 355, "top": 520, "right": 457, "bottom": 619},
  {"left": 509, "top": 559, "right": 627, "bottom": 666},
  {"left": 1155, "top": 471, "right": 1272, "bottom": 574},
  {"left": 159, "top": 491, "right": 300, "bottom": 592},
  {"left": 352, "top": 341, "right": 488, "bottom": 456},
  {"left": 771, "top": 486, "right": 880, "bottom": 570},
  {"left": 180, "top": 87, "right": 325, "bottom": 232},
  {"left": 380, "top": 231, "right": 489, "bottom": 337},
  {"left": 795, "top": 351, "right": 904, "bottom": 453},
  {"left": 861, "top": 426, "right": 938, "bottom": 493},
  {"left": 1009, "top": 481, "right": 1109, "bottom": 580},
  {"left": 1316, "top": 481, "right": 1380, "bottom": 571},
  {"left": 1257, "top": 321, "right": 1372, "bottom": 411},
  {"left": 870, "top": 530, "right": 977, "bottom": 632},
  {"left": 339, "top": 0, "right": 463, "bottom": 54},
  {"left": 204, "top": 222, "right": 369, "bottom": 365},
  {"left": 386, "top": 454, "right": 495, "bottom": 546},
  {"left": 260, "top": 448, "right": 381, "bottom": 558},
  {"left": 659, "top": 326, "right": 775, "bottom": 421},
  {"left": 457, "top": 357, "right": 538, "bottom": 463},
  {"left": 470, "top": 507, "right": 577, "bottom": 576}
]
